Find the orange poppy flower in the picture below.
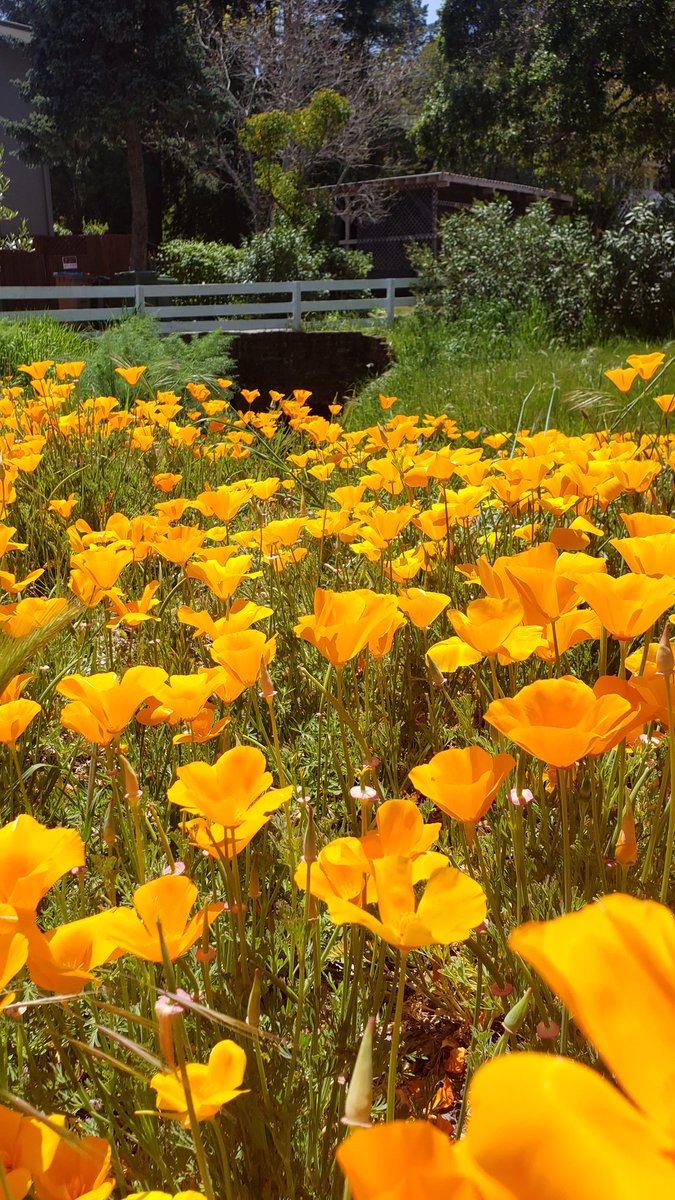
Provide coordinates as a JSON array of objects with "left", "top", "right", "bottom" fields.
[
  {"left": 485, "top": 676, "right": 641, "bottom": 767},
  {"left": 0, "top": 1101, "right": 60, "bottom": 1200},
  {"left": 323, "top": 856, "right": 486, "bottom": 952},
  {"left": 0, "top": 907, "right": 28, "bottom": 995},
  {"left": 18, "top": 360, "right": 54, "bottom": 381},
  {"left": 295, "top": 799, "right": 445, "bottom": 905},
  {"left": 605, "top": 367, "right": 638, "bottom": 393},
  {"left": 294, "top": 588, "right": 403, "bottom": 666},
  {"left": 55, "top": 361, "right": 86, "bottom": 381},
  {"left": 611, "top": 533, "right": 675, "bottom": 578},
  {"left": 48, "top": 493, "right": 77, "bottom": 519},
  {"left": 426, "top": 636, "right": 482, "bottom": 673},
  {"left": 626, "top": 351, "right": 665, "bottom": 381},
  {"left": 0, "top": 815, "right": 84, "bottom": 914},
  {"left": 25, "top": 912, "right": 124, "bottom": 993},
  {"left": 105, "top": 582, "right": 161, "bottom": 630},
  {"left": 151, "top": 1039, "right": 247, "bottom": 1126},
  {"left": 144, "top": 669, "right": 228, "bottom": 725},
  {"left": 151, "top": 473, "right": 182, "bottom": 493},
  {"left": 97, "top": 875, "right": 222, "bottom": 963},
  {"left": 655, "top": 394, "right": 675, "bottom": 414},
  {"left": 69, "top": 546, "right": 134, "bottom": 607},
  {"left": 32, "top": 1132, "right": 113, "bottom": 1200},
  {"left": 575, "top": 572, "right": 675, "bottom": 641},
  {"left": 0, "top": 597, "right": 69, "bottom": 639},
  {"left": 186, "top": 555, "right": 253, "bottom": 602},
  {"left": 0, "top": 698, "right": 41, "bottom": 746},
  {"left": 168, "top": 745, "right": 292, "bottom": 830},
  {"left": 57, "top": 666, "right": 168, "bottom": 745},
  {"left": 115, "top": 365, "right": 147, "bottom": 386},
  {"left": 396, "top": 588, "right": 450, "bottom": 629},
  {"left": 409, "top": 746, "right": 515, "bottom": 822},
  {"left": 210, "top": 630, "right": 277, "bottom": 703},
  {"left": 448, "top": 597, "right": 524, "bottom": 659}
]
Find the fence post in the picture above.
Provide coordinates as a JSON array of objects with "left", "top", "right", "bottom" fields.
[
  {"left": 385, "top": 278, "right": 396, "bottom": 325},
  {"left": 134, "top": 283, "right": 145, "bottom": 315},
  {"left": 290, "top": 280, "right": 302, "bottom": 332}
]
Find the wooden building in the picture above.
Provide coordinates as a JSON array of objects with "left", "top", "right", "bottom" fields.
[{"left": 330, "top": 171, "right": 573, "bottom": 277}]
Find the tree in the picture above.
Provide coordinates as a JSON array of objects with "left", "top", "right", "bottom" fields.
[
  {"left": 193, "top": 0, "right": 428, "bottom": 48},
  {"left": 416, "top": 0, "right": 675, "bottom": 203},
  {"left": 239, "top": 89, "right": 352, "bottom": 224},
  {"left": 10, "top": 0, "right": 218, "bottom": 268},
  {"left": 195, "top": 0, "right": 431, "bottom": 229}
]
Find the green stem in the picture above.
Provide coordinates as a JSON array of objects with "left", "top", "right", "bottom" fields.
[
  {"left": 386, "top": 952, "right": 407, "bottom": 1121},
  {"left": 660, "top": 675, "right": 675, "bottom": 903}
]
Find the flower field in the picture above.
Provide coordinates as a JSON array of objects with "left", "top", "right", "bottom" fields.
[{"left": 0, "top": 350, "right": 674, "bottom": 1199}]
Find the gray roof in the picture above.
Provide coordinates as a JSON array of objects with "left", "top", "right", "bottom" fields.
[
  {"left": 0, "top": 18, "right": 31, "bottom": 43},
  {"left": 326, "top": 170, "right": 573, "bottom": 204}
]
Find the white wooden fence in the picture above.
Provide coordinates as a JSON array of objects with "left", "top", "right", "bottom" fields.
[{"left": 0, "top": 277, "right": 419, "bottom": 334}]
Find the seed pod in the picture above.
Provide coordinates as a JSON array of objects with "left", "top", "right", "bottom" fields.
[
  {"left": 503, "top": 987, "right": 532, "bottom": 1035},
  {"left": 341, "top": 1016, "right": 374, "bottom": 1128},
  {"left": 655, "top": 621, "right": 674, "bottom": 676},
  {"left": 246, "top": 968, "right": 262, "bottom": 1028}
]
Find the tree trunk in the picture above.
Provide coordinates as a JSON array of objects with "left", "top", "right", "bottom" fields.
[{"left": 125, "top": 118, "right": 148, "bottom": 271}]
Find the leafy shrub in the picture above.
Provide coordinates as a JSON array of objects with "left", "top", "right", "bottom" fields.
[
  {"left": 158, "top": 239, "right": 241, "bottom": 285},
  {"left": 81, "top": 314, "right": 235, "bottom": 398},
  {"left": 410, "top": 196, "right": 675, "bottom": 342},
  {"left": 160, "top": 226, "right": 371, "bottom": 285},
  {"left": 600, "top": 198, "right": 675, "bottom": 338},
  {"left": 0, "top": 314, "right": 235, "bottom": 399}
]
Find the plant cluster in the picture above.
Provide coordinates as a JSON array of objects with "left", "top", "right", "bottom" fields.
[
  {"left": 411, "top": 196, "right": 675, "bottom": 343},
  {"left": 0, "top": 346, "right": 671, "bottom": 1197},
  {"left": 159, "top": 228, "right": 372, "bottom": 286}
]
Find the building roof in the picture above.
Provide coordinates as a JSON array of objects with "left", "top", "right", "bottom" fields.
[
  {"left": 0, "top": 18, "right": 31, "bottom": 43},
  {"left": 326, "top": 170, "right": 573, "bottom": 205}
]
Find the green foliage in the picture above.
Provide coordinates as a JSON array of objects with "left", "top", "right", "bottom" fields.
[
  {"left": 599, "top": 198, "right": 675, "bottom": 338},
  {"left": 0, "top": 318, "right": 87, "bottom": 377},
  {"left": 160, "top": 229, "right": 372, "bottom": 284},
  {"left": 80, "top": 314, "right": 235, "bottom": 398},
  {"left": 239, "top": 89, "right": 351, "bottom": 223},
  {"left": 0, "top": 314, "right": 235, "bottom": 400},
  {"left": 351, "top": 311, "right": 650, "bottom": 431},
  {"left": 410, "top": 197, "right": 675, "bottom": 342},
  {"left": 11, "top": 0, "right": 219, "bottom": 266},
  {"left": 81, "top": 218, "right": 110, "bottom": 236},
  {"left": 157, "top": 239, "right": 242, "bottom": 285},
  {"left": 417, "top": 0, "right": 675, "bottom": 198}
]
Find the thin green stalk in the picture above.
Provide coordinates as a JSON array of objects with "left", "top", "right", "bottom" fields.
[
  {"left": 660, "top": 675, "right": 675, "bottom": 903},
  {"left": 386, "top": 952, "right": 407, "bottom": 1121}
]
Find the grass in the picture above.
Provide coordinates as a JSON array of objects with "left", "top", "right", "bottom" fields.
[{"left": 350, "top": 310, "right": 673, "bottom": 433}]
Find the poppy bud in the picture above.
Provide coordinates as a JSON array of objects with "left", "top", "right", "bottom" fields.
[
  {"left": 341, "top": 1016, "right": 374, "bottom": 1128},
  {"left": 502, "top": 987, "right": 532, "bottom": 1035},
  {"left": 119, "top": 754, "right": 141, "bottom": 810},
  {"left": 463, "top": 820, "right": 478, "bottom": 848},
  {"left": 426, "top": 655, "right": 446, "bottom": 689},
  {"left": 155, "top": 993, "right": 183, "bottom": 1067},
  {"left": 246, "top": 967, "right": 262, "bottom": 1028},
  {"left": 258, "top": 660, "right": 276, "bottom": 700},
  {"left": 615, "top": 804, "right": 638, "bottom": 866},
  {"left": 655, "top": 622, "right": 674, "bottom": 676}
]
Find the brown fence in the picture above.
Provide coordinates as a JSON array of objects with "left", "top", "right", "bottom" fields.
[{"left": 0, "top": 234, "right": 132, "bottom": 300}]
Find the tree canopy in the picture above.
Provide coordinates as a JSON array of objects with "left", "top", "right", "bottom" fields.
[
  {"left": 9, "top": 0, "right": 218, "bottom": 267},
  {"left": 416, "top": 0, "right": 675, "bottom": 201}
]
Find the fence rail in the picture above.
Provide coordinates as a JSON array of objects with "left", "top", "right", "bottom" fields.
[{"left": 0, "top": 277, "right": 419, "bottom": 334}]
